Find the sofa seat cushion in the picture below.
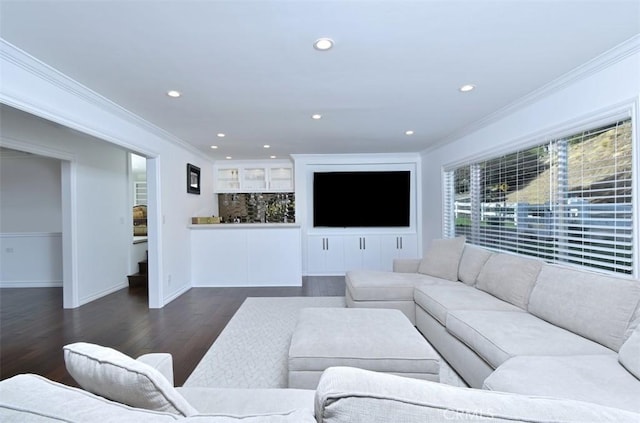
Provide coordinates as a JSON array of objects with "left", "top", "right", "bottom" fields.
[
  {"left": 483, "top": 355, "right": 640, "bottom": 413},
  {"left": 475, "top": 253, "right": 543, "bottom": 309},
  {"left": 528, "top": 264, "right": 640, "bottom": 351},
  {"left": 446, "top": 310, "right": 615, "bottom": 368},
  {"left": 182, "top": 409, "right": 316, "bottom": 422},
  {"left": 0, "top": 374, "right": 180, "bottom": 422},
  {"left": 414, "top": 284, "right": 523, "bottom": 326},
  {"left": 63, "top": 342, "right": 197, "bottom": 416},
  {"left": 177, "top": 387, "right": 315, "bottom": 415},
  {"left": 346, "top": 270, "right": 456, "bottom": 302}
]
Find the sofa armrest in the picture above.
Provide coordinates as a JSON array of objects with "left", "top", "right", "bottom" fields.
[
  {"left": 393, "top": 258, "right": 421, "bottom": 273},
  {"left": 314, "top": 367, "right": 640, "bottom": 423},
  {"left": 136, "top": 353, "right": 174, "bottom": 386}
]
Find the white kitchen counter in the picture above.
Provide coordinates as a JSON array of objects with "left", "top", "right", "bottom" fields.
[{"left": 190, "top": 223, "right": 302, "bottom": 287}]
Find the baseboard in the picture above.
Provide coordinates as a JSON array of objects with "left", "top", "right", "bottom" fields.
[
  {"left": 78, "top": 282, "right": 127, "bottom": 306},
  {"left": 164, "top": 284, "right": 190, "bottom": 305}
]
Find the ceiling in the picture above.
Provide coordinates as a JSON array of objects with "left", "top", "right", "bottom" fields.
[{"left": 1, "top": 1, "right": 639, "bottom": 161}]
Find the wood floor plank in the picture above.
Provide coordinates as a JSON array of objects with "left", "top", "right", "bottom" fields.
[{"left": 0, "top": 277, "right": 345, "bottom": 387}]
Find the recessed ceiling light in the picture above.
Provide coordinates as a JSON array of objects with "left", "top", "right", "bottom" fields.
[
  {"left": 166, "top": 90, "right": 181, "bottom": 98},
  {"left": 217, "top": 133, "right": 226, "bottom": 138},
  {"left": 311, "top": 114, "right": 322, "bottom": 120},
  {"left": 313, "top": 38, "right": 334, "bottom": 51},
  {"left": 225, "top": 156, "right": 232, "bottom": 160},
  {"left": 210, "top": 145, "right": 218, "bottom": 149},
  {"left": 459, "top": 84, "right": 476, "bottom": 93},
  {"left": 405, "top": 130, "right": 415, "bottom": 136},
  {"left": 270, "top": 155, "right": 277, "bottom": 159},
  {"left": 263, "top": 144, "right": 270, "bottom": 149}
]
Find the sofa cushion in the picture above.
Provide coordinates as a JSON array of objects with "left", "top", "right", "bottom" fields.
[
  {"left": 417, "top": 236, "right": 465, "bottom": 281},
  {"left": 315, "top": 366, "right": 640, "bottom": 423},
  {"left": 63, "top": 342, "right": 197, "bottom": 416},
  {"left": 346, "top": 270, "right": 449, "bottom": 301},
  {"left": 457, "top": 245, "right": 493, "bottom": 286},
  {"left": 445, "top": 310, "right": 614, "bottom": 369},
  {"left": 528, "top": 264, "right": 640, "bottom": 351},
  {"left": 177, "top": 387, "right": 315, "bottom": 415},
  {"left": 475, "top": 253, "right": 543, "bottom": 309},
  {"left": 0, "top": 374, "right": 180, "bottom": 422},
  {"left": 484, "top": 355, "right": 640, "bottom": 413},
  {"left": 182, "top": 410, "right": 316, "bottom": 422},
  {"left": 413, "top": 284, "right": 523, "bottom": 326},
  {"left": 619, "top": 326, "right": 640, "bottom": 380}
]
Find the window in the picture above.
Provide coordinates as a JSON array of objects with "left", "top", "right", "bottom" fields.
[{"left": 444, "top": 117, "right": 633, "bottom": 275}]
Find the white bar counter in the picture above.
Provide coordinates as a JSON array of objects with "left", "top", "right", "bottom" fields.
[
  {"left": 189, "top": 223, "right": 300, "bottom": 229},
  {"left": 190, "top": 223, "right": 302, "bottom": 287}
]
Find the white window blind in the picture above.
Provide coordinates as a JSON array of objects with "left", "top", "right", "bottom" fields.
[{"left": 445, "top": 118, "right": 633, "bottom": 275}]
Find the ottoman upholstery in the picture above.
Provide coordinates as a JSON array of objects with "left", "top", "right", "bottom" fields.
[{"left": 288, "top": 308, "right": 440, "bottom": 389}]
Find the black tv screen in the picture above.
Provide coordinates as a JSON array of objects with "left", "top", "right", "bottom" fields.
[{"left": 313, "top": 171, "right": 411, "bottom": 227}]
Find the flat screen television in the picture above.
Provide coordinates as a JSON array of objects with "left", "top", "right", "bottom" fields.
[{"left": 313, "top": 171, "right": 411, "bottom": 227}]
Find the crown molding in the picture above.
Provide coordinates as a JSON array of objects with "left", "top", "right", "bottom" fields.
[
  {"left": 0, "top": 38, "right": 205, "bottom": 158},
  {"left": 423, "top": 34, "right": 640, "bottom": 153}
]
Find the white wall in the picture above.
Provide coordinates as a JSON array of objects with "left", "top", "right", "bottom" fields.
[
  {"left": 1, "top": 107, "right": 131, "bottom": 298},
  {"left": 0, "top": 151, "right": 64, "bottom": 287},
  {"left": 1, "top": 39, "right": 215, "bottom": 307},
  {"left": 0, "top": 152, "right": 62, "bottom": 232},
  {"left": 420, "top": 39, "right": 640, "bottom": 256}
]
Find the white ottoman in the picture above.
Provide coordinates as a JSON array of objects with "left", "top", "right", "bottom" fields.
[{"left": 288, "top": 307, "right": 440, "bottom": 389}]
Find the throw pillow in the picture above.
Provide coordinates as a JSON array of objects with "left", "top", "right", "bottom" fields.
[
  {"left": 619, "top": 327, "right": 640, "bottom": 380},
  {"left": 417, "top": 236, "right": 466, "bottom": 281},
  {"left": 63, "top": 342, "right": 197, "bottom": 416}
]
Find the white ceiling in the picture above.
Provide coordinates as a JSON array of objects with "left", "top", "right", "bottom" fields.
[{"left": 1, "top": 0, "right": 639, "bottom": 161}]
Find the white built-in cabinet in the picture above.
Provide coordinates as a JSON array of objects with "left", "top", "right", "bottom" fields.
[
  {"left": 214, "top": 160, "right": 293, "bottom": 193},
  {"left": 307, "top": 235, "right": 345, "bottom": 274},
  {"left": 306, "top": 233, "right": 418, "bottom": 275},
  {"left": 190, "top": 224, "right": 302, "bottom": 286}
]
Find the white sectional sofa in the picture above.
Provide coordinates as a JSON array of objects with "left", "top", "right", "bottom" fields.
[
  {"left": 2, "top": 238, "right": 640, "bottom": 421},
  {"left": 346, "top": 236, "right": 640, "bottom": 414},
  {"left": 2, "top": 344, "right": 640, "bottom": 422}
]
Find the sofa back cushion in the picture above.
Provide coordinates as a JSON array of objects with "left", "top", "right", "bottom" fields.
[
  {"left": 475, "top": 253, "right": 543, "bottom": 309},
  {"left": 619, "top": 326, "right": 640, "bottom": 380},
  {"left": 458, "top": 245, "right": 493, "bottom": 286},
  {"left": 63, "top": 342, "right": 197, "bottom": 416},
  {"left": 528, "top": 265, "right": 640, "bottom": 351},
  {"left": 417, "top": 236, "right": 465, "bottom": 281},
  {"left": 315, "top": 366, "right": 640, "bottom": 423}
]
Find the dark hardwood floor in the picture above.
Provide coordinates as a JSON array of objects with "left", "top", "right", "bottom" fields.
[{"left": 0, "top": 276, "right": 345, "bottom": 387}]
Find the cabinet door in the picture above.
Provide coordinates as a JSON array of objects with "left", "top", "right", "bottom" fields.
[
  {"left": 344, "top": 235, "right": 381, "bottom": 271},
  {"left": 379, "top": 234, "right": 419, "bottom": 271},
  {"left": 248, "top": 229, "right": 301, "bottom": 286},
  {"left": 214, "top": 167, "right": 241, "bottom": 192},
  {"left": 307, "top": 235, "right": 344, "bottom": 275},
  {"left": 243, "top": 167, "right": 267, "bottom": 191},
  {"left": 268, "top": 166, "right": 293, "bottom": 191},
  {"left": 191, "top": 229, "right": 248, "bottom": 285}
]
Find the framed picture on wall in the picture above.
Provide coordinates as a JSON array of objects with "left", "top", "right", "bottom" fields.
[{"left": 187, "top": 163, "right": 201, "bottom": 195}]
